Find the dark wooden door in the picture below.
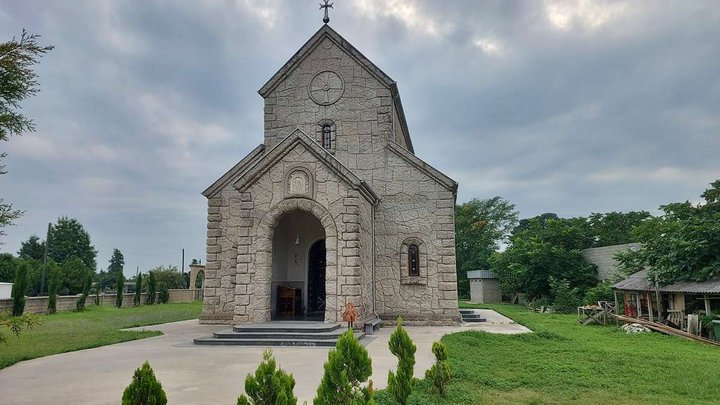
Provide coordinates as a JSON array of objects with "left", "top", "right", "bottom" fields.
[{"left": 308, "top": 239, "right": 326, "bottom": 316}]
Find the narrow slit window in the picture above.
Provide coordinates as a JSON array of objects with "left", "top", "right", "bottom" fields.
[
  {"left": 408, "top": 244, "right": 419, "bottom": 276},
  {"left": 322, "top": 125, "right": 332, "bottom": 149}
]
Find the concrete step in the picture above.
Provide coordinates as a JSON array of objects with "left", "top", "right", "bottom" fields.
[
  {"left": 461, "top": 317, "right": 487, "bottom": 323},
  {"left": 459, "top": 309, "right": 477, "bottom": 315},
  {"left": 232, "top": 322, "right": 341, "bottom": 334},
  {"left": 461, "top": 314, "right": 485, "bottom": 319},
  {"left": 194, "top": 331, "right": 365, "bottom": 347},
  {"left": 213, "top": 330, "right": 347, "bottom": 340}
]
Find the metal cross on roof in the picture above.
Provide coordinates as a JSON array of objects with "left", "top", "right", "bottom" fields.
[{"left": 320, "top": 0, "right": 333, "bottom": 24}]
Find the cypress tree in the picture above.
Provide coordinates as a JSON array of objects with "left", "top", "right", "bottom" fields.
[
  {"left": 425, "top": 341, "right": 451, "bottom": 396},
  {"left": 11, "top": 261, "right": 29, "bottom": 316},
  {"left": 387, "top": 318, "right": 416, "bottom": 405},
  {"left": 116, "top": 271, "right": 125, "bottom": 308},
  {"left": 76, "top": 268, "right": 92, "bottom": 311},
  {"left": 133, "top": 273, "right": 143, "bottom": 306},
  {"left": 147, "top": 271, "right": 156, "bottom": 305},
  {"left": 237, "top": 350, "right": 297, "bottom": 405},
  {"left": 47, "top": 262, "right": 61, "bottom": 314},
  {"left": 121, "top": 361, "right": 167, "bottom": 405},
  {"left": 314, "top": 330, "right": 374, "bottom": 405}
]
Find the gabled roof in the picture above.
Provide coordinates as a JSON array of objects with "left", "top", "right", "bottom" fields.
[
  {"left": 232, "top": 129, "right": 379, "bottom": 205},
  {"left": 258, "top": 24, "right": 414, "bottom": 153},
  {"left": 387, "top": 139, "right": 458, "bottom": 194},
  {"left": 202, "top": 144, "right": 265, "bottom": 198}
]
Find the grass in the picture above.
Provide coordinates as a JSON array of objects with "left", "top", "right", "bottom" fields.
[
  {"left": 378, "top": 303, "right": 720, "bottom": 405},
  {"left": 0, "top": 302, "right": 201, "bottom": 369}
]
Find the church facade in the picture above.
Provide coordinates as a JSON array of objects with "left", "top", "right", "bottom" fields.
[{"left": 200, "top": 25, "right": 459, "bottom": 326}]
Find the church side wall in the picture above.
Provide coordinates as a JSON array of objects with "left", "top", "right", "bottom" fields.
[
  {"left": 374, "top": 150, "right": 459, "bottom": 325},
  {"left": 263, "top": 37, "right": 396, "bottom": 187}
]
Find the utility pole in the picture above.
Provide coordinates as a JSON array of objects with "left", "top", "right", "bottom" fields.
[
  {"left": 40, "top": 222, "right": 51, "bottom": 296},
  {"left": 181, "top": 248, "right": 185, "bottom": 288}
]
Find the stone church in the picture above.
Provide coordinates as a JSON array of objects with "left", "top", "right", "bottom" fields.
[{"left": 200, "top": 24, "right": 459, "bottom": 326}]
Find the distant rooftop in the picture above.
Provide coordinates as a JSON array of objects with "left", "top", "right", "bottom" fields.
[
  {"left": 467, "top": 270, "right": 498, "bottom": 279},
  {"left": 614, "top": 269, "right": 720, "bottom": 294}
]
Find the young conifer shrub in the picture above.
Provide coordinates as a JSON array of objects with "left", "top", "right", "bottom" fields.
[
  {"left": 76, "top": 268, "right": 92, "bottom": 312},
  {"left": 11, "top": 261, "right": 29, "bottom": 316},
  {"left": 425, "top": 341, "right": 451, "bottom": 396},
  {"left": 121, "top": 361, "right": 167, "bottom": 405},
  {"left": 387, "top": 317, "right": 416, "bottom": 405},
  {"left": 237, "top": 349, "right": 297, "bottom": 405},
  {"left": 147, "top": 271, "right": 156, "bottom": 305},
  {"left": 314, "top": 329, "right": 374, "bottom": 405},
  {"left": 134, "top": 273, "right": 143, "bottom": 306},
  {"left": 47, "top": 262, "right": 61, "bottom": 314},
  {"left": 116, "top": 271, "right": 125, "bottom": 308},
  {"left": 158, "top": 285, "right": 169, "bottom": 304}
]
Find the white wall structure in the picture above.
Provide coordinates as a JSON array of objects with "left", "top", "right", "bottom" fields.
[{"left": 0, "top": 283, "right": 12, "bottom": 300}]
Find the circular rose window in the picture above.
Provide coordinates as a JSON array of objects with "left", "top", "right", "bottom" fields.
[{"left": 308, "top": 71, "right": 344, "bottom": 106}]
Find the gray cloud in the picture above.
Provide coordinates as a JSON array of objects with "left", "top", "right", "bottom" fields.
[{"left": 1, "top": 0, "right": 718, "bottom": 274}]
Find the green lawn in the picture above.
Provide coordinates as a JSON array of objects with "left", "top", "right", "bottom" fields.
[
  {"left": 380, "top": 303, "right": 720, "bottom": 405},
  {"left": 0, "top": 302, "right": 201, "bottom": 369}
]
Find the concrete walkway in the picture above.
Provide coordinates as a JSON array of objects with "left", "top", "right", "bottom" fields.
[{"left": 0, "top": 310, "right": 529, "bottom": 404}]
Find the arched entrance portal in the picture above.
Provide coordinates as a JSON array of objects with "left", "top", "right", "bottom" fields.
[{"left": 271, "top": 209, "right": 326, "bottom": 320}]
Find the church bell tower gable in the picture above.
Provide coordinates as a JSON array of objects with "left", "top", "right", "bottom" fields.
[{"left": 260, "top": 26, "right": 413, "bottom": 181}]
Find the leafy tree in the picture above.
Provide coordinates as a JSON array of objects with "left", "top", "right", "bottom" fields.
[
  {"left": 99, "top": 248, "right": 125, "bottom": 290},
  {"left": 315, "top": 330, "right": 374, "bottom": 405},
  {"left": 0, "top": 30, "right": 53, "bottom": 242},
  {"left": 0, "top": 252, "right": 15, "bottom": 282},
  {"left": 60, "top": 257, "right": 90, "bottom": 295},
  {"left": 387, "top": 318, "right": 416, "bottom": 405},
  {"left": 11, "top": 260, "right": 29, "bottom": 316},
  {"left": 47, "top": 217, "right": 97, "bottom": 270},
  {"left": 76, "top": 266, "right": 92, "bottom": 311},
  {"left": 149, "top": 265, "right": 185, "bottom": 290},
  {"left": 588, "top": 211, "right": 651, "bottom": 247},
  {"left": 619, "top": 180, "right": 720, "bottom": 285},
  {"left": 116, "top": 271, "right": 125, "bottom": 308},
  {"left": 455, "top": 197, "right": 518, "bottom": 298},
  {"left": 0, "top": 313, "right": 41, "bottom": 344},
  {"left": 47, "top": 261, "right": 61, "bottom": 314},
  {"left": 17, "top": 235, "right": 45, "bottom": 261},
  {"left": 147, "top": 271, "right": 157, "bottom": 305},
  {"left": 237, "top": 349, "right": 297, "bottom": 405},
  {"left": 158, "top": 285, "right": 169, "bottom": 304},
  {"left": 425, "top": 341, "right": 451, "bottom": 396},
  {"left": 121, "top": 361, "right": 167, "bottom": 405},
  {"left": 133, "top": 273, "right": 143, "bottom": 307},
  {"left": 583, "top": 281, "right": 614, "bottom": 305},
  {"left": 548, "top": 277, "right": 581, "bottom": 313},
  {"left": 492, "top": 215, "right": 597, "bottom": 300}
]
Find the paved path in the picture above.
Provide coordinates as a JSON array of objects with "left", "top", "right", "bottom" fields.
[{"left": 0, "top": 310, "right": 529, "bottom": 404}]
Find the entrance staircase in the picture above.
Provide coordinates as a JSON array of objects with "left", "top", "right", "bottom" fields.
[
  {"left": 459, "top": 308, "right": 486, "bottom": 323},
  {"left": 193, "top": 321, "right": 364, "bottom": 347}
]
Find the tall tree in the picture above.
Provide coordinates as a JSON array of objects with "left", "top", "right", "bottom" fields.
[
  {"left": 99, "top": 248, "right": 124, "bottom": 290},
  {"left": 0, "top": 253, "right": 15, "bottom": 282},
  {"left": 47, "top": 217, "right": 97, "bottom": 270},
  {"left": 60, "top": 257, "right": 90, "bottom": 295},
  {"left": 116, "top": 271, "right": 125, "bottom": 308},
  {"left": 0, "top": 30, "right": 53, "bottom": 242},
  {"left": 455, "top": 197, "right": 518, "bottom": 298},
  {"left": 12, "top": 261, "right": 29, "bottom": 316},
  {"left": 619, "top": 180, "right": 720, "bottom": 284},
  {"left": 588, "top": 211, "right": 651, "bottom": 247},
  {"left": 17, "top": 235, "right": 45, "bottom": 261}
]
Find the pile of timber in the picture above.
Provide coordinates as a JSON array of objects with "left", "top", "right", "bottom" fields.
[{"left": 615, "top": 314, "right": 720, "bottom": 347}]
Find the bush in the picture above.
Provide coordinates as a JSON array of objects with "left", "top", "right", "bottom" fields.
[
  {"left": 425, "top": 341, "right": 451, "bottom": 396},
  {"left": 11, "top": 261, "right": 29, "bottom": 316},
  {"left": 237, "top": 349, "right": 297, "bottom": 405},
  {"left": 314, "top": 329, "right": 374, "bottom": 405},
  {"left": 583, "top": 282, "right": 614, "bottom": 305},
  {"left": 47, "top": 262, "right": 61, "bottom": 314},
  {"left": 116, "top": 271, "right": 125, "bottom": 308},
  {"left": 549, "top": 277, "right": 581, "bottom": 313},
  {"left": 158, "top": 286, "right": 169, "bottom": 304},
  {"left": 134, "top": 273, "right": 143, "bottom": 307},
  {"left": 122, "top": 361, "right": 167, "bottom": 405},
  {"left": 387, "top": 318, "right": 416, "bottom": 405},
  {"left": 147, "top": 272, "right": 156, "bottom": 305}
]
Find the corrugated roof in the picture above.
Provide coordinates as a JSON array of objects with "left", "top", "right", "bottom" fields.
[
  {"left": 613, "top": 270, "right": 720, "bottom": 294},
  {"left": 467, "top": 270, "right": 498, "bottom": 279}
]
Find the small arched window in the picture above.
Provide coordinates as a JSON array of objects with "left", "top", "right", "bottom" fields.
[
  {"left": 322, "top": 124, "right": 332, "bottom": 149},
  {"left": 408, "top": 244, "right": 420, "bottom": 276}
]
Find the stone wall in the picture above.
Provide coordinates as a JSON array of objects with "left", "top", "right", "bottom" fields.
[{"left": 0, "top": 290, "right": 200, "bottom": 315}]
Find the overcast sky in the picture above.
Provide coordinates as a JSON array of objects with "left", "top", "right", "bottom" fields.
[{"left": 1, "top": 0, "right": 718, "bottom": 276}]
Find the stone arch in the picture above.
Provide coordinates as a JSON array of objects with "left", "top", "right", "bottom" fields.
[{"left": 247, "top": 197, "right": 339, "bottom": 323}]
